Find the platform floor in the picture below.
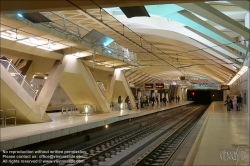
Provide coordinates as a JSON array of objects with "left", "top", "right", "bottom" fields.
[
  {"left": 184, "top": 101, "right": 249, "bottom": 166},
  {"left": 0, "top": 101, "right": 192, "bottom": 150}
]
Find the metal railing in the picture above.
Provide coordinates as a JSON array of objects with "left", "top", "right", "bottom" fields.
[
  {"left": 0, "top": 59, "right": 38, "bottom": 99},
  {"left": 41, "top": 12, "right": 137, "bottom": 65},
  {"left": 97, "top": 81, "right": 106, "bottom": 96},
  {"left": 107, "top": 42, "right": 137, "bottom": 62},
  {"left": 0, "top": 110, "right": 4, "bottom": 127},
  {"left": 61, "top": 104, "right": 78, "bottom": 115},
  {"left": 0, "top": 109, "right": 17, "bottom": 128}
]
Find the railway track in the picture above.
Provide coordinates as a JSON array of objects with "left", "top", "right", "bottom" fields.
[
  {"left": 131, "top": 105, "right": 207, "bottom": 166},
  {"left": 44, "top": 104, "right": 205, "bottom": 166}
]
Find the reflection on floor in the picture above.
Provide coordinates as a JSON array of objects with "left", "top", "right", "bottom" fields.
[
  {"left": 184, "top": 101, "right": 249, "bottom": 166},
  {"left": 0, "top": 101, "right": 192, "bottom": 150}
]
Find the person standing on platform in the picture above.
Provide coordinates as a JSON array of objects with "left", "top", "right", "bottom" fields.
[
  {"left": 163, "top": 96, "right": 166, "bottom": 106},
  {"left": 118, "top": 96, "right": 122, "bottom": 111},
  {"left": 172, "top": 96, "right": 174, "bottom": 103},
  {"left": 134, "top": 95, "right": 139, "bottom": 110},
  {"left": 176, "top": 96, "right": 178, "bottom": 103},
  {"left": 145, "top": 96, "right": 149, "bottom": 106},
  {"left": 177, "top": 96, "right": 180, "bottom": 103},
  {"left": 156, "top": 95, "right": 159, "bottom": 105},
  {"left": 237, "top": 94, "right": 242, "bottom": 111},
  {"left": 125, "top": 96, "right": 132, "bottom": 110},
  {"left": 226, "top": 96, "right": 232, "bottom": 111},
  {"left": 232, "top": 95, "right": 237, "bottom": 111},
  {"left": 140, "top": 96, "right": 144, "bottom": 109},
  {"left": 151, "top": 96, "right": 155, "bottom": 108}
]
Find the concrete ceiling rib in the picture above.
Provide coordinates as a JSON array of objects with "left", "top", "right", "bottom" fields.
[
  {"left": 178, "top": 3, "right": 249, "bottom": 38},
  {"left": 165, "top": 10, "right": 249, "bottom": 55},
  {"left": 228, "top": 1, "right": 250, "bottom": 11}
]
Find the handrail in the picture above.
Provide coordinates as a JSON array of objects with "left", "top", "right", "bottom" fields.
[
  {"left": 0, "top": 59, "right": 38, "bottom": 99},
  {"left": 61, "top": 104, "right": 78, "bottom": 115}
]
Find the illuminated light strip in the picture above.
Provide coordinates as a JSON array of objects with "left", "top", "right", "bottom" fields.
[{"left": 227, "top": 66, "right": 248, "bottom": 85}]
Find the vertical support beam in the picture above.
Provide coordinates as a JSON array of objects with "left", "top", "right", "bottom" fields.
[
  {"left": 21, "top": 60, "right": 33, "bottom": 83},
  {"left": 36, "top": 55, "right": 68, "bottom": 116},
  {"left": 104, "top": 73, "right": 115, "bottom": 103},
  {"left": 114, "top": 69, "right": 136, "bottom": 109},
  {"left": 247, "top": 67, "right": 250, "bottom": 114},
  {"left": 93, "top": 50, "right": 96, "bottom": 69}
]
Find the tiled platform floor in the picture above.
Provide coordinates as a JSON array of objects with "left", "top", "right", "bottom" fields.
[
  {"left": 184, "top": 101, "right": 249, "bottom": 166},
  {"left": 0, "top": 101, "right": 192, "bottom": 150}
]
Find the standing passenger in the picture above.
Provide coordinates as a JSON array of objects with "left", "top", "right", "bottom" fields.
[
  {"left": 118, "top": 96, "right": 122, "bottom": 111},
  {"left": 134, "top": 95, "right": 139, "bottom": 110},
  {"left": 232, "top": 96, "right": 237, "bottom": 111},
  {"left": 145, "top": 96, "right": 149, "bottom": 106},
  {"left": 125, "top": 96, "right": 132, "bottom": 110},
  {"left": 140, "top": 96, "right": 144, "bottom": 108},
  {"left": 163, "top": 96, "right": 166, "bottom": 106},
  {"left": 156, "top": 95, "right": 159, "bottom": 105},
  {"left": 226, "top": 97, "right": 232, "bottom": 111},
  {"left": 151, "top": 96, "right": 155, "bottom": 108},
  {"left": 237, "top": 94, "right": 242, "bottom": 111}
]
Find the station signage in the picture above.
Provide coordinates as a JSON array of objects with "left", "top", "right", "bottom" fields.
[
  {"left": 221, "top": 85, "right": 230, "bottom": 90},
  {"left": 155, "top": 83, "right": 164, "bottom": 89},
  {"left": 145, "top": 83, "right": 154, "bottom": 88}
]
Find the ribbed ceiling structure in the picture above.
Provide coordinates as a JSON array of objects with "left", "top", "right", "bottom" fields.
[{"left": 1, "top": 0, "right": 249, "bottom": 89}]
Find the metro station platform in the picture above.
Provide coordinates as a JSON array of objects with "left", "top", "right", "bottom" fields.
[
  {"left": 184, "top": 101, "right": 249, "bottom": 166},
  {"left": 0, "top": 101, "right": 192, "bottom": 151}
]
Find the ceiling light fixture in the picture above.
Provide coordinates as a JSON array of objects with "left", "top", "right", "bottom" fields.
[
  {"left": 6, "top": 30, "right": 16, "bottom": 34},
  {"left": 17, "top": 13, "right": 23, "bottom": 18}
]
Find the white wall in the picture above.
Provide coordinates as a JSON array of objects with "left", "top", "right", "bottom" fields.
[
  {"left": 47, "top": 84, "right": 73, "bottom": 111},
  {"left": 225, "top": 69, "right": 248, "bottom": 112}
]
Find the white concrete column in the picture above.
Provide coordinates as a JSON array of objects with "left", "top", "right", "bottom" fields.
[
  {"left": 104, "top": 73, "right": 115, "bottom": 103},
  {"left": 36, "top": 55, "right": 69, "bottom": 115},
  {"left": 247, "top": 67, "right": 250, "bottom": 114},
  {"left": 245, "top": 13, "right": 249, "bottom": 48}
]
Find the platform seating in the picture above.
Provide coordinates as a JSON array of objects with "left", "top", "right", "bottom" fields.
[{"left": 0, "top": 109, "right": 16, "bottom": 127}]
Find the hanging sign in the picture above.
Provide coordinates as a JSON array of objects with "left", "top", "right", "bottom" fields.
[
  {"left": 145, "top": 83, "right": 154, "bottom": 88},
  {"left": 155, "top": 83, "right": 164, "bottom": 88},
  {"left": 221, "top": 85, "right": 230, "bottom": 90}
]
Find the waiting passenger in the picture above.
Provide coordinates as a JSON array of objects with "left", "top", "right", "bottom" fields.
[
  {"left": 162, "top": 96, "right": 166, "bottom": 106},
  {"left": 134, "top": 95, "right": 139, "bottom": 110},
  {"left": 151, "top": 96, "right": 155, "bottom": 108},
  {"left": 125, "top": 96, "right": 132, "bottom": 110},
  {"left": 145, "top": 96, "right": 149, "bottom": 106},
  {"left": 156, "top": 95, "right": 159, "bottom": 105},
  {"left": 237, "top": 94, "right": 242, "bottom": 111},
  {"left": 118, "top": 96, "right": 122, "bottom": 111},
  {"left": 140, "top": 96, "right": 144, "bottom": 108},
  {"left": 226, "top": 97, "right": 232, "bottom": 111},
  {"left": 177, "top": 96, "right": 180, "bottom": 103},
  {"left": 232, "top": 96, "right": 237, "bottom": 111}
]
